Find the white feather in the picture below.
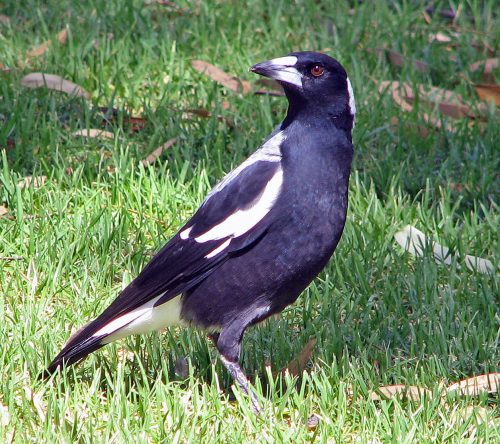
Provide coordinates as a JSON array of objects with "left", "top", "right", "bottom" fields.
[
  {"left": 346, "top": 77, "right": 356, "bottom": 122},
  {"left": 207, "top": 130, "right": 284, "bottom": 199},
  {"left": 264, "top": 56, "right": 302, "bottom": 88},
  {"left": 96, "top": 294, "right": 183, "bottom": 343},
  {"left": 195, "top": 167, "right": 283, "bottom": 243},
  {"left": 272, "top": 68, "right": 302, "bottom": 88},
  {"left": 178, "top": 132, "right": 284, "bottom": 242},
  {"left": 179, "top": 226, "right": 192, "bottom": 240},
  {"left": 269, "top": 56, "right": 298, "bottom": 67},
  {"left": 205, "top": 238, "right": 232, "bottom": 258}
]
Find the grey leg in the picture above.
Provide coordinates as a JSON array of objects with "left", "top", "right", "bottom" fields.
[
  {"left": 219, "top": 355, "right": 261, "bottom": 414},
  {"left": 214, "top": 323, "right": 262, "bottom": 414}
]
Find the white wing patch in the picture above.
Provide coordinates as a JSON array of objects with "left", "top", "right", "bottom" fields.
[
  {"left": 206, "top": 130, "right": 284, "bottom": 199},
  {"left": 178, "top": 130, "right": 285, "bottom": 242},
  {"left": 205, "top": 238, "right": 232, "bottom": 258},
  {"left": 95, "top": 294, "right": 183, "bottom": 343},
  {"left": 195, "top": 167, "right": 283, "bottom": 243},
  {"left": 179, "top": 226, "right": 192, "bottom": 240}
]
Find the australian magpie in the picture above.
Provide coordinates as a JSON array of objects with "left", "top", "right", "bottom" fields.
[{"left": 45, "top": 51, "right": 355, "bottom": 413}]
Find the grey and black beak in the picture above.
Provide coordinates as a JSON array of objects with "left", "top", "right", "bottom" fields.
[{"left": 250, "top": 56, "right": 302, "bottom": 88}]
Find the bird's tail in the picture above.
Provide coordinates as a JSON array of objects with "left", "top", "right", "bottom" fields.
[
  {"left": 42, "top": 319, "right": 110, "bottom": 378},
  {"left": 43, "top": 287, "right": 179, "bottom": 378},
  {"left": 42, "top": 292, "right": 168, "bottom": 377}
]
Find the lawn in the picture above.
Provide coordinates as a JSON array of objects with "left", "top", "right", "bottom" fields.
[{"left": 0, "top": 0, "right": 498, "bottom": 442}]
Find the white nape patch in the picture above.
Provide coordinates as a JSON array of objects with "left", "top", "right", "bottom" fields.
[
  {"left": 95, "top": 294, "right": 183, "bottom": 343},
  {"left": 179, "top": 226, "right": 192, "bottom": 240},
  {"left": 206, "top": 130, "right": 284, "bottom": 199},
  {"left": 346, "top": 77, "right": 356, "bottom": 124},
  {"left": 195, "top": 167, "right": 283, "bottom": 243},
  {"left": 205, "top": 238, "right": 232, "bottom": 258}
]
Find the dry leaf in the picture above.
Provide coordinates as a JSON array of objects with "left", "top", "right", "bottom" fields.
[
  {"left": 0, "top": 62, "right": 11, "bottom": 74},
  {"left": 18, "top": 176, "right": 47, "bottom": 190},
  {"left": 254, "top": 89, "right": 286, "bottom": 97},
  {"left": 390, "top": 116, "right": 431, "bottom": 137},
  {"left": 443, "top": 404, "right": 494, "bottom": 437},
  {"left": 422, "top": 9, "right": 431, "bottom": 24},
  {"left": 447, "top": 373, "right": 499, "bottom": 396},
  {"left": 141, "top": 138, "right": 177, "bottom": 166},
  {"left": 474, "top": 83, "right": 500, "bottom": 106},
  {"left": 185, "top": 108, "right": 211, "bottom": 118},
  {"left": 370, "top": 48, "right": 429, "bottom": 73},
  {"left": 369, "top": 384, "right": 432, "bottom": 401},
  {"left": 386, "top": 50, "right": 429, "bottom": 73},
  {"left": 0, "top": 14, "right": 10, "bottom": 25},
  {"left": 0, "top": 205, "right": 8, "bottom": 217},
  {"left": 21, "top": 73, "right": 90, "bottom": 99},
  {"left": 27, "top": 28, "right": 68, "bottom": 58},
  {"left": 450, "top": 406, "right": 492, "bottom": 426},
  {"left": 395, "top": 225, "right": 495, "bottom": 274},
  {"left": 394, "top": 225, "right": 452, "bottom": 265},
  {"left": 281, "top": 337, "right": 317, "bottom": 377},
  {"left": 0, "top": 256, "right": 22, "bottom": 261},
  {"left": 255, "top": 78, "right": 282, "bottom": 89},
  {"left": 96, "top": 107, "right": 148, "bottom": 132},
  {"left": 378, "top": 81, "right": 444, "bottom": 130},
  {"left": 429, "top": 32, "right": 454, "bottom": 43},
  {"left": 415, "top": 85, "right": 475, "bottom": 118},
  {"left": 184, "top": 108, "right": 234, "bottom": 126},
  {"left": 126, "top": 116, "right": 148, "bottom": 132},
  {"left": 254, "top": 78, "right": 285, "bottom": 96},
  {"left": 191, "top": 60, "right": 252, "bottom": 94},
  {"left": 73, "top": 129, "right": 114, "bottom": 139},
  {"left": 464, "top": 255, "right": 494, "bottom": 274},
  {"left": 469, "top": 58, "right": 498, "bottom": 83},
  {"left": 378, "top": 81, "right": 485, "bottom": 131},
  {"left": 145, "top": 0, "right": 192, "bottom": 14}
]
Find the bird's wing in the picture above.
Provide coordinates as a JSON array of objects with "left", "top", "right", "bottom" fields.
[
  {"left": 51, "top": 156, "right": 284, "bottom": 365},
  {"left": 127, "top": 157, "right": 284, "bottom": 309}
]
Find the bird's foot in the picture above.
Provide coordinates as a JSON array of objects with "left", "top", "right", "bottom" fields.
[{"left": 219, "top": 355, "right": 261, "bottom": 414}]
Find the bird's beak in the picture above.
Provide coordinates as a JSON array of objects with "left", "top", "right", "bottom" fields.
[{"left": 250, "top": 56, "right": 302, "bottom": 89}]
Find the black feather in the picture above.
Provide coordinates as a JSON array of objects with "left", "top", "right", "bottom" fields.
[{"left": 45, "top": 160, "right": 281, "bottom": 375}]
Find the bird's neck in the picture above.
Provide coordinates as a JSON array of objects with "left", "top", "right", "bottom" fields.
[{"left": 282, "top": 100, "right": 354, "bottom": 143}]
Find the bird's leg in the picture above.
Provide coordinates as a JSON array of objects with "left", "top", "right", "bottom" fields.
[
  {"left": 219, "top": 354, "right": 261, "bottom": 414},
  {"left": 215, "top": 325, "right": 261, "bottom": 414}
]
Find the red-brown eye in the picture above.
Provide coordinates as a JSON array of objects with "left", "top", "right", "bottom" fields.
[{"left": 310, "top": 65, "right": 325, "bottom": 77}]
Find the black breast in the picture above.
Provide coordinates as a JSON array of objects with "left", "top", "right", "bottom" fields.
[{"left": 181, "top": 120, "right": 353, "bottom": 330}]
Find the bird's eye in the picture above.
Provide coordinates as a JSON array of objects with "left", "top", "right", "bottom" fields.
[{"left": 310, "top": 65, "right": 325, "bottom": 77}]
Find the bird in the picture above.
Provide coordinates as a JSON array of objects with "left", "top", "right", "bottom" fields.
[{"left": 45, "top": 51, "right": 356, "bottom": 413}]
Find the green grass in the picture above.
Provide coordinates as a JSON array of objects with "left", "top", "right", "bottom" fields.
[{"left": 1, "top": 0, "right": 499, "bottom": 442}]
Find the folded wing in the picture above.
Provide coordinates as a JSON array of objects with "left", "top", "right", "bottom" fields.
[{"left": 46, "top": 157, "right": 283, "bottom": 373}]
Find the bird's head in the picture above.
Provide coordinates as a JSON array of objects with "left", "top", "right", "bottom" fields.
[{"left": 251, "top": 51, "right": 355, "bottom": 132}]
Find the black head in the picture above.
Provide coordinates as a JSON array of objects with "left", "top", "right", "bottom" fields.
[{"left": 251, "top": 51, "right": 355, "bottom": 133}]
